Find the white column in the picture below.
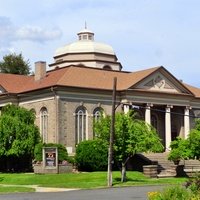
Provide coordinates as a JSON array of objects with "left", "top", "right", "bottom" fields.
[
  {"left": 165, "top": 105, "right": 172, "bottom": 151},
  {"left": 184, "top": 106, "right": 191, "bottom": 139},
  {"left": 123, "top": 105, "right": 129, "bottom": 114},
  {"left": 145, "top": 105, "right": 151, "bottom": 125}
]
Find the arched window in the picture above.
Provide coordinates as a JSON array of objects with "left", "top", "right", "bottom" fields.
[
  {"left": 103, "top": 65, "right": 112, "bottom": 70},
  {"left": 93, "top": 107, "right": 103, "bottom": 122},
  {"left": 93, "top": 107, "right": 104, "bottom": 137},
  {"left": 40, "top": 107, "right": 48, "bottom": 143},
  {"left": 151, "top": 114, "right": 158, "bottom": 130},
  {"left": 75, "top": 106, "right": 87, "bottom": 144}
]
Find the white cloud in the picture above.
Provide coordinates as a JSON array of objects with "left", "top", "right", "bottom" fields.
[
  {"left": 15, "top": 26, "right": 62, "bottom": 42},
  {"left": 0, "top": 16, "right": 62, "bottom": 46}
]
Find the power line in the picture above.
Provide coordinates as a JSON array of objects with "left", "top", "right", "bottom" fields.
[
  {"left": 16, "top": 93, "right": 200, "bottom": 119},
  {"left": 131, "top": 104, "right": 200, "bottom": 119}
]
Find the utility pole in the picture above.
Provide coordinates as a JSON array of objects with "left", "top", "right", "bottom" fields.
[{"left": 107, "top": 77, "right": 117, "bottom": 187}]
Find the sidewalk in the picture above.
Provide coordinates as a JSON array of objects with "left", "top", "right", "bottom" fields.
[{"left": 0, "top": 184, "right": 78, "bottom": 193}]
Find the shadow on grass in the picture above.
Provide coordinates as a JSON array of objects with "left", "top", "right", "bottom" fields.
[
  {"left": 0, "top": 177, "right": 4, "bottom": 182},
  {"left": 113, "top": 177, "right": 147, "bottom": 183}
]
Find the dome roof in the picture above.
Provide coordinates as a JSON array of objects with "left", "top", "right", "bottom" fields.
[
  {"left": 55, "top": 41, "right": 115, "bottom": 57},
  {"left": 54, "top": 28, "right": 115, "bottom": 57}
]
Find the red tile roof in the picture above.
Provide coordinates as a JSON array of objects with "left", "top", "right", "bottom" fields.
[{"left": 0, "top": 65, "right": 200, "bottom": 99}]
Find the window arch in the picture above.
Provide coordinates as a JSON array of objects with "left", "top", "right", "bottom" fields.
[
  {"left": 75, "top": 106, "right": 87, "bottom": 144},
  {"left": 103, "top": 65, "right": 112, "bottom": 70},
  {"left": 93, "top": 107, "right": 104, "bottom": 122},
  {"left": 93, "top": 107, "right": 104, "bottom": 137},
  {"left": 40, "top": 107, "right": 48, "bottom": 143}
]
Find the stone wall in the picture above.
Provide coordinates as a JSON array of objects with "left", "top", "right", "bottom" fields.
[{"left": 33, "top": 163, "right": 73, "bottom": 174}]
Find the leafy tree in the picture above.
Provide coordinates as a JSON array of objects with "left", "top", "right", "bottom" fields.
[
  {"left": 187, "top": 119, "right": 200, "bottom": 159},
  {"left": 168, "top": 119, "right": 200, "bottom": 163},
  {"left": 168, "top": 137, "right": 191, "bottom": 163},
  {"left": 94, "top": 111, "right": 164, "bottom": 182},
  {"left": 75, "top": 140, "right": 108, "bottom": 171},
  {"left": 0, "top": 53, "right": 30, "bottom": 75},
  {"left": 0, "top": 104, "right": 41, "bottom": 171}
]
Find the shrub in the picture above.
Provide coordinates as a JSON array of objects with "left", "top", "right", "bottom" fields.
[
  {"left": 185, "top": 173, "right": 200, "bottom": 195},
  {"left": 75, "top": 139, "right": 108, "bottom": 171},
  {"left": 168, "top": 137, "right": 191, "bottom": 163},
  {"left": 148, "top": 175, "right": 200, "bottom": 200},
  {"left": 34, "top": 143, "right": 68, "bottom": 163},
  {"left": 148, "top": 186, "right": 193, "bottom": 200}
]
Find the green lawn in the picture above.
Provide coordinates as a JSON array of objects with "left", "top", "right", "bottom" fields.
[
  {"left": 0, "top": 186, "right": 34, "bottom": 193},
  {"left": 0, "top": 171, "right": 187, "bottom": 191}
]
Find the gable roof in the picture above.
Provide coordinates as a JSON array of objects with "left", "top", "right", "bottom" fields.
[{"left": 0, "top": 65, "right": 200, "bottom": 98}]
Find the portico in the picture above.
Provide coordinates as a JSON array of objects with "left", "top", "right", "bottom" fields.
[{"left": 123, "top": 102, "right": 192, "bottom": 151}]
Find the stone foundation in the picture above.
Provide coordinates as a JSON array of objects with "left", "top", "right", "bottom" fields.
[
  {"left": 143, "top": 165, "right": 158, "bottom": 178},
  {"left": 33, "top": 163, "right": 73, "bottom": 174}
]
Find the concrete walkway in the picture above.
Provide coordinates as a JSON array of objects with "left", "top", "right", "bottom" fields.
[{"left": 0, "top": 184, "right": 79, "bottom": 192}]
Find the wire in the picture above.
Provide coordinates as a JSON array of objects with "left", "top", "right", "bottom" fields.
[{"left": 17, "top": 93, "right": 200, "bottom": 119}]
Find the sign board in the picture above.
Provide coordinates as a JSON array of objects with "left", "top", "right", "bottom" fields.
[{"left": 43, "top": 147, "right": 58, "bottom": 168}]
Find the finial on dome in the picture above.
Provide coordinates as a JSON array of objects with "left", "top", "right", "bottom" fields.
[{"left": 77, "top": 24, "right": 94, "bottom": 41}]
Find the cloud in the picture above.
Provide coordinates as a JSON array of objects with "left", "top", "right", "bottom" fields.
[
  {"left": 15, "top": 26, "right": 62, "bottom": 42},
  {"left": 0, "top": 16, "right": 62, "bottom": 46}
]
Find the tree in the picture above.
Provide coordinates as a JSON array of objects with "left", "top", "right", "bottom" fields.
[
  {"left": 94, "top": 111, "right": 164, "bottom": 182},
  {"left": 0, "top": 104, "right": 41, "bottom": 171},
  {"left": 168, "top": 137, "right": 191, "bottom": 164},
  {"left": 187, "top": 119, "right": 200, "bottom": 159},
  {"left": 168, "top": 119, "right": 200, "bottom": 163},
  {"left": 0, "top": 53, "right": 30, "bottom": 75}
]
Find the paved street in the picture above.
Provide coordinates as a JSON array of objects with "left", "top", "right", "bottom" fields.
[{"left": 0, "top": 186, "right": 165, "bottom": 200}]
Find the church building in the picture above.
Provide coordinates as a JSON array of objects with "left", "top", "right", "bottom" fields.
[{"left": 0, "top": 27, "right": 200, "bottom": 155}]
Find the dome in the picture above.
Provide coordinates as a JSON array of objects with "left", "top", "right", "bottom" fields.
[
  {"left": 54, "top": 28, "right": 115, "bottom": 57},
  {"left": 55, "top": 40, "right": 115, "bottom": 57}
]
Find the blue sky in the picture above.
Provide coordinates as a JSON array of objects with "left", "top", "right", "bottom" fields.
[{"left": 0, "top": 0, "right": 200, "bottom": 86}]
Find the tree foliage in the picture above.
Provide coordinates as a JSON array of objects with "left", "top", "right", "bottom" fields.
[
  {"left": 0, "top": 53, "right": 30, "bottom": 75},
  {"left": 94, "top": 111, "right": 163, "bottom": 181},
  {"left": 168, "top": 137, "right": 191, "bottom": 162},
  {"left": 75, "top": 140, "right": 108, "bottom": 171},
  {"left": 168, "top": 119, "right": 200, "bottom": 162},
  {"left": 187, "top": 119, "right": 200, "bottom": 159},
  {"left": 0, "top": 104, "right": 40, "bottom": 157}
]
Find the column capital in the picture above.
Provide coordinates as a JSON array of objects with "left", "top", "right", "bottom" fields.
[
  {"left": 185, "top": 105, "right": 192, "bottom": 110},
  {"left": 146, "top": 103, "right": 153, "bottom": 108},
  {"left": 166, "top": 105, "right": 173, "bottom": 109}
]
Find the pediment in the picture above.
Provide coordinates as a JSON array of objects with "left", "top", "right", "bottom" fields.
[
  {"left": 134, "top": 70, "right": 191, "bottom": 94},
  {"left": 0, "top": 85, "right": 6, "bottom": 94}
]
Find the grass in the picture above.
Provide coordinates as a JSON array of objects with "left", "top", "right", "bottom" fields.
[
  {"left": 0, "top": 171, "right": 188, "bottom": 191},
  {"left": 0, "top": 186, "right": 35, "bottom": 193}
]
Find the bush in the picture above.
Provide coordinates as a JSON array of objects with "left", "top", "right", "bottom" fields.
[
  {"left": 148, "top": 186, "right": 193, "bottom": 200},
  {"left": 75, "top": 140, "right": 108, "bottom": 171},
  {"left": 148, "top": 175, "right": 200, "bottom": 200},
  {"left": 34, "top": 143, "right": 68, "bottom": 163},
  {"left": 168, "top": 137, "right": 191, "bottom": 163},
  {"left": 185, "top": 173, "right": 200, "bottom": 196}
]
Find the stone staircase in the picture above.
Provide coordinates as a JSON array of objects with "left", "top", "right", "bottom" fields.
[
  {"left": 141, "top": 152, "right": 178, "bottom": 178},
  {"left": 128, "top": 153, "right": 200, "bottom": 178}
]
